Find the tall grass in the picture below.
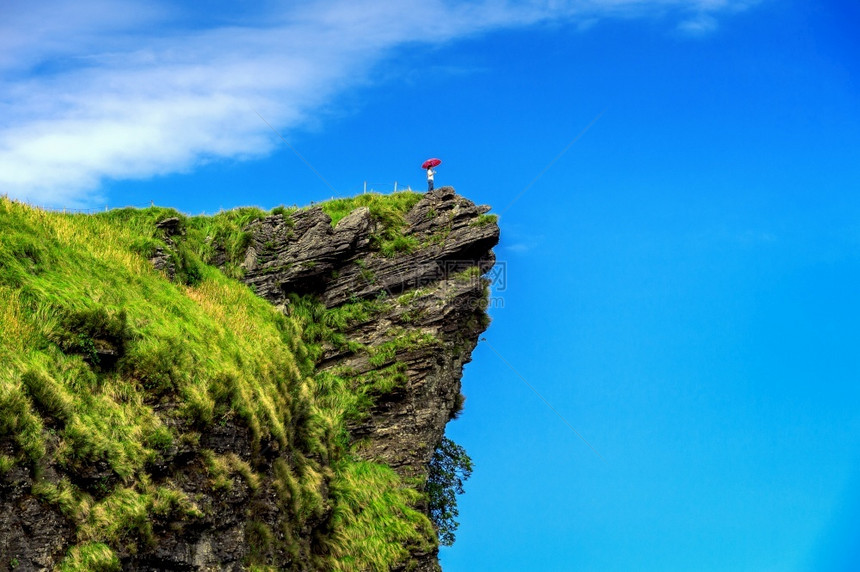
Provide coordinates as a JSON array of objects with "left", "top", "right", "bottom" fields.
[
  {"left": 59, "top": 542, "right": 121, "bottom": 572},
  {"left": 319, "top": 191, "right": 423, "bottom": 257},
  {"left": 0, "top": 197, "right": 318, "bottom": 556},
  {"left": 318, "top": 191, "right": 422, "bottom": 228},
  {"left": 323, "top": 460, "right": 436, "bottom": 571},
  {"left": 0, "top": 195, "right": 439, "bottom": 568}
]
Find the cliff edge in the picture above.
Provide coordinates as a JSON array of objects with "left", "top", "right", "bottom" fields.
[
  {"left": 242, "top": 187, "right": 498, "bottom": 480},
  {"left": 0, "top": 187, "right": 498, "bottom": 571}
]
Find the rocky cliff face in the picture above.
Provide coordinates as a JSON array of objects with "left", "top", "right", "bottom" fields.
[
  {"left": 241, "top": 187, "right": 498, "bottom": 481},
  {"left": 0, "top": 187, "right": 498, "bottom": 571}
]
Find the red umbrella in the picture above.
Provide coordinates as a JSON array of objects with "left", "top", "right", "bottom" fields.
[{"left": 422, "top": 158, "right": 441, "bottom": 169}]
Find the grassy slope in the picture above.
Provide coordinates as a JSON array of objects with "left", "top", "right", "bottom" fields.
[{"left": 0, "top": 193, "right": 433, "bottom": 571}]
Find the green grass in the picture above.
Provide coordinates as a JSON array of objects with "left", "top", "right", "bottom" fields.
[
  {"left": 0, "top": 195, "right": 438, "bottom": 569},
  {"left": 379, "top": 234, "right": 420, "bottom": 257},
  {"left": 31, "top": 478, "right": 88, "bottom": 521},
  {"left": 59, "top": 542, "right": 121, "bottom": 572},
  {"left": 288, "top": 295, "right": 437, "bottom": 428},
  {"left": 318, "top": 191, "right": 422, "bottom": 228},
  {"left": 74, "top": 482, "right": 203, "bottom": 546},
  {"left": 270, "top": 205, "right": 299, "bottom": 218},
  {"left": 323, "top": 459, "right": 436, "bottom": 571},
  {"left": 470, "top": 213, "right": 498, "bottom": 227},
  {"left": 368, "top": 331, "right": 440, "bottom": 367},
  {"left": 0, "top": 453, "right": 15, "bottom": 474},
  {"left": 286, "top": 294, "right": 394, "bottom": 362},
  {"left": 0, "top": 197, "right": 307, "bottom": 547},
  {"left": 93, "top": 204, "right": 269, "bottom": 279},
  {"left": 318, "top": 191, "right": 423, "bottom": 257},
  {"left": 454, "top": 266, "right": 482, "bottom": 282}
]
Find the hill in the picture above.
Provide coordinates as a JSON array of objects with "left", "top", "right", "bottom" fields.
[{"left": 0, "top": 187, "right": 499, "bottom": 571}]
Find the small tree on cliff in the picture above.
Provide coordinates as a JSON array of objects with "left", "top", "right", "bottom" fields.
[{"left": 426, "top": 437, "right": 473, "bottom": 546}]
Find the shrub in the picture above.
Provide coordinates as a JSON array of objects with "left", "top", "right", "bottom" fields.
[{"left": 426, "top": 437, "right": 473, "bottom": 546}]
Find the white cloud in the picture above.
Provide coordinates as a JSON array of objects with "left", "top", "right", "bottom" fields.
[{"left": 0, "top": 0, "right": 758, "bottom": 207}]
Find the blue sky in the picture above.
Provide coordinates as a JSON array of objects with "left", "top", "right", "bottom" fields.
[{"left": 3, "top": 1, "right": 860, "bottom": 570}]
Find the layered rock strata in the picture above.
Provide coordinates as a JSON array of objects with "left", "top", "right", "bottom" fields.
[{"left": 240, "top": 187, "right": 499, "bottom": 481}]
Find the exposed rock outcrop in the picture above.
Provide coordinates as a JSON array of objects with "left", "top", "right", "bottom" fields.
[
  {"left": 0, "top": 459, "right": 74, "bottom": 571},
  {"left": 0, "top": 187, "right": 498, "bottom": 572},
  {"left": 240, "top": 187, "right": 499, "bottom": 485},
  {"left": 150, "top": 217, "right": 185, "bottom": 280}
]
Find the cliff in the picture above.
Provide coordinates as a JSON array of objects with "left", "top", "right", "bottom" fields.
[{"left": 0, "top": 187, "right": 499, "bottom": 571}]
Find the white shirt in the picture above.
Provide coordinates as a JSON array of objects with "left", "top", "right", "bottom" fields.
[{"left": 427, "top": 168, "right": 435, "bottom": 180}]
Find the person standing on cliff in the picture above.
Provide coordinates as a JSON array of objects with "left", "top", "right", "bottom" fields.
[{"left": 422, "top": 158, "right": 441, "bottom": 192}]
